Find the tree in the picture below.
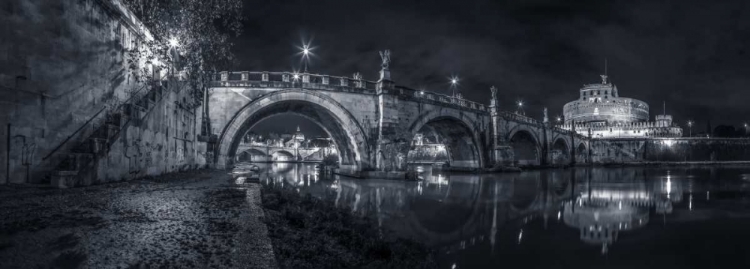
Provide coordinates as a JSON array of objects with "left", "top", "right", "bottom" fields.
[
  {"left": 713, "top": 125, "right": 743, "bottom": 138},
  {"left": 122, "top": 0, "right": 243, "bottom": 100}
]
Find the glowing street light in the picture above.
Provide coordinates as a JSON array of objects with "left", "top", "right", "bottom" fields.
[
  {"left": 556, "top": 116, "right": 562, "bottom": 123},
  {"left": 516, "top": 100, "right": 525, "bottom": 116},
  {"left": 297, "top": 42, "right": 315, "bottom": 73},
  {"left": 168, "top": 37, "right": 179, "bottom": 48},
  {"left": 687, "top": 120, "right": 694, "bottom": 137},
  {"left": 449, "top": 76, "right": 459, "bottom": 98}
]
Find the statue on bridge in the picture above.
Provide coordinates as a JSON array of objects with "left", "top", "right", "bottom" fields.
[
  {"left": 544, "top": 107, "right": 549, "bottom": 123},
  {"left": 379, "top": 50, "right": 391, "bottom": 70}
]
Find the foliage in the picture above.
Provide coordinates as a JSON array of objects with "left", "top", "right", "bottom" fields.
[
  {"left": 260, "top": 185, "right": 437, "bottom": 269},
  {"left": 122, "top": 0, "right": 243, "bottom": 97}
]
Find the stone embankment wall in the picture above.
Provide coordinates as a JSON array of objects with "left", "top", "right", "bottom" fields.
[
  {"left": 591, "top": 138, "right": 750, "bottom": 164},
  {"left": 0, "top": 0, "right": 206, "bottom": 184}
]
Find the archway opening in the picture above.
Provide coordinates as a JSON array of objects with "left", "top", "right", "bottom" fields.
[
  {"left": 408, "top": 117, "right": 481, "bottom": 169},
  {"left": 271, "top": 150, "right": 295, "bottom": 162},
  {"left": 222, "top": 100, "right": 357, "bottom": 168},
  {"left": 552, "top": 138, "right": 571, "bottom": 165},
  {"left": 236, "top": 113, "right": 338, "bottom": 164},
  {"left": 577, "top": 143, "right": 588, "bottom": 163},
  {"left": 510, "top": 130, "right": 539, "bottom": 166}
]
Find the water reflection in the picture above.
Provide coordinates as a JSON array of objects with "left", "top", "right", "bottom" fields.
[{"left": 244, "top": 163, "right": 750, "bottom": 268}]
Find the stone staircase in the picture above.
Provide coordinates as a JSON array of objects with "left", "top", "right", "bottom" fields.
[{"left": 50, "top": 82, "right": 167, "bottom": 188}]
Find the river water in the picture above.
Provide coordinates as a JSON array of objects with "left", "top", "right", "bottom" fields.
[{"left": 245, "top": 163, "right": 750, "bottom": 268}]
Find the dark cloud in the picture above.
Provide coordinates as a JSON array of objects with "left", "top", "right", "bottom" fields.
[{"left": 233, "top": 0, "right": 750, "bottom": 129}]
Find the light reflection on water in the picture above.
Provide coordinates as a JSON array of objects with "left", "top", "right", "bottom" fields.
[{"left": 238, "top": 163, "right": 750, "bottom": 268}]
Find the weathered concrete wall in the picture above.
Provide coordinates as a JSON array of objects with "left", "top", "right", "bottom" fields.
[
  {"left": 591, "top": 138, "right": 750, "bottom": 163},
  {"left": 0, "top": 0, "right": 205, "bottom": 184}
]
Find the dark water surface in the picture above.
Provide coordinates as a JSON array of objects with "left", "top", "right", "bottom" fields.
[{"left": 241, "top": 163, "right": 750, "bottom": 269}]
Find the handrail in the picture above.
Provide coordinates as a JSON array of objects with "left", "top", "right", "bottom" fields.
[
  {"left": 42, "top": 106, "right": 107, "bottom": 160},
  {"left": 41, "top": 83, "right": 150, "bottom": 161}
]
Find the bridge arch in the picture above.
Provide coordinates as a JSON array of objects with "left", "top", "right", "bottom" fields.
[
  {"left": 408, "top": 109, "right": 485, "bottom": 168},
  {"left": 236, "top": 148, "right": 268, "bottom": 162},
  {"left": 271, "top": 150, "right": 295, "bottom": 162},
  {"left": 216, "top": 89, "right": 369, "bottom": 169},
  {"left": 551, "top": 137, "right": 571, "bottom": 165},
  {"left": 576, "top": 142, "right": 589, "bottom": 164},
  {"left": 508, "top": 127, "right": 542, "bottom": 166}
]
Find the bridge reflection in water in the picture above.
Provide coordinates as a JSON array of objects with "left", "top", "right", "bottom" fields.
[{"left": 247, "top": 163, "right": 750, "bottom": 268}]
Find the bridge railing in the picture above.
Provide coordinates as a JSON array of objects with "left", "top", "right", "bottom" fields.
[
  {"left": 211, "top": 71, "right": 379, "bottom": 91},
  {"left": 396, "top": 86, "right": 488, "bottom": 112},
  {"left": 496, "top": 111, "right": 589, "bottom": 139},
  {"left": 498, "top": 111, "right": 540, "bottom": 125},
  {"left": 212, "top": 71, "right": 490, "bottom": 113}
]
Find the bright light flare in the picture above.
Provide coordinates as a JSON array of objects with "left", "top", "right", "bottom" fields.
[
  {"left": 168, "top": 37, "right": 179, "bottom": 48},
  {"left": 449, "top": 75, "right": 459, "bottom": 85},
  {"left": 296, "top": 42, "right": 316, "bottom": 58}
]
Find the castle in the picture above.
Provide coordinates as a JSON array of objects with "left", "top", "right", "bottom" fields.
[{"left": 557, "top": 74, "right": 683, "bottom": 138}]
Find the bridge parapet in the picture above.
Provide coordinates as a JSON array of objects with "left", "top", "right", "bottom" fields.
[
  {"left": 213, "top": 71, "right": 379, "bottom": 91},
  {"left": 212, "top": 71, "right": 489, "bottom": 113},
  {"left": 496, "top": 111, "right": 587, "bottom": 139}
]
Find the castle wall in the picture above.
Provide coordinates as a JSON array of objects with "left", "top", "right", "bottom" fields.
[
  {"left": 591, "top": 138, "right": 750, "bottom": 163},
  {"left": 564, "top": 98, "right": 649, "bottom": 124}
]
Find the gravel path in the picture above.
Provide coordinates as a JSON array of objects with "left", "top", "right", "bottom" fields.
[{"left": 0, "top": 169, "right": 277, "bottom": 269}]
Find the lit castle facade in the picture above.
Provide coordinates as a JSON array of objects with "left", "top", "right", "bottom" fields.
[{"left": 557, "top": 75, "right": 683, "bottom": 138}]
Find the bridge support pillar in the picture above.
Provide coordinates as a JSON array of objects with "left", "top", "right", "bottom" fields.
[
  {"left": 489, "top": 88, "right": 515, "bottom": 167},
  {"left": 374, "top": 75, "right": 410, "bottom": 172}
]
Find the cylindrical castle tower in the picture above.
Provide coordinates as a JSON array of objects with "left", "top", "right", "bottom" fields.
[{"left": 563, "top": 75, "right": 649, "bottom": 125}]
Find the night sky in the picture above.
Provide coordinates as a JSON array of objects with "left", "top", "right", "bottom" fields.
[{"left": 233, "top": 0, "right": 750, "bottom": 135}]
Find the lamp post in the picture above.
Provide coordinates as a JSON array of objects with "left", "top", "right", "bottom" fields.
[
  {"left": 292, "top": 72, "right": 300, "bottom": 88},
  {"left": 298, "top": 42, "right": 314, "bottom": 73},
  {"left": 517, "top": 100, "right": 525, "bottom": 116},
  {"left": 167, "top": 37, "right": 180, "bottom": 79},
  {"left": 687, "top": 120, "right": 693, "bottom": 137},
  {"left": 302, "top": 44, "right": 310, "bottom": 73},
  {"left": 744, "top": 122, "right": 748, "bottom": 137},
  {"left": 450, "top": 76, "right": 459, "bottom": 98}
]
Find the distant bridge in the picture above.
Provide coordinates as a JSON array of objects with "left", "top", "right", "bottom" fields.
[
  {"left": 206, "top": 60, "right": 591, "bottom": 172},
  {"left": 235, "top": 144, "right": 327, "bottom": 162}
]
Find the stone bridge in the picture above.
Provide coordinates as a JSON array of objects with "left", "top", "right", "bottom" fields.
[
  {"left": 206, "top": 64, "right": 591, "bottom": 173},
  {"left": 235, "top": 144, "right": 325, "bottom": 162}
]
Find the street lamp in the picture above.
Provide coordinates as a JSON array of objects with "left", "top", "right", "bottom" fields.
[
  {"left": 168, "top": 37, "right": 179, "bottom": 48},
  {"left": 297, "top": 42, "right": 314, "bottom": 73},
  {"left": 450, "top": 76, "right": 459, "bottom": 97},
  {"left": 517, "top": 100, "right": 525, "bottom": 116},
  {"left": 687, "top": 120, "right": 693, "bottom": 137},
  {"left": 744, "top": 122, "right": 748, "bottom": 137},
  {"left": 302, "top": 44, "right": 310, "bottom": 72},
  {"left": 556, "top": 116, "right": 562, "bottom": 123}
]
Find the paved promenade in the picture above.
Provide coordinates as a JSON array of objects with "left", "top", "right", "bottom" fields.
[{"left": 0, "top": 170, "right": 277, "bottom": 269}]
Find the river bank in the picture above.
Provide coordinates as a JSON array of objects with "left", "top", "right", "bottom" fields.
[
  {"left": 259, "top": 183, "right": 437, "bottom": 269},
  {"left": 0, "top": 169, "right": 277, "bottom": 268}
]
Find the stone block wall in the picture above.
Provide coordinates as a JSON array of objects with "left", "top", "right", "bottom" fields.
[
  {"left": 591, "top": 138, "right": 750, "bottom": 163},
  {"left": 0, "top": 0, "right": 206, "bottom": 184}
]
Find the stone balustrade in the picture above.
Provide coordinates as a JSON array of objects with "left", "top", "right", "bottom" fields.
[{"left": 212, "top": 71, "right": 489, "bottom": 113}]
